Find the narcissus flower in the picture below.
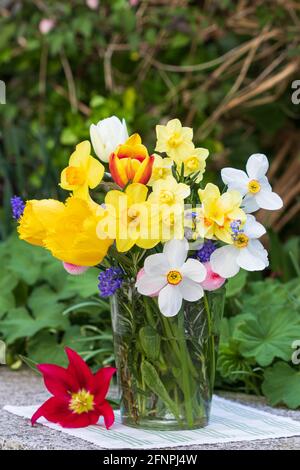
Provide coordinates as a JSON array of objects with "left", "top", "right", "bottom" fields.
[
  {"left": 60, "top": 141, "right": 104, "bottom": 200},
  {"left": 221, "top": 153, "right": 283, "bottom": 213},
  {"left": 44, "top": 197, "right": 113, "bottom": 266},
  {"left": 136, "top": 238, "right": 206, "bottom": 317},
  {"left": 31, "top": 347, "right": 116, "bottom": 429},
  {"left": 198, "top": 183, "right": 246, "bottom": 243},
  {"left": 210, "top": 215, "right": 268, "bottom": 278},
  {"left": 90, "top": 116, "right": 128, "bottom": 162},
  {"left": 178, "top": 147, "right": 209, "bottom": 181},
  {"left": 18, "top": 199, "right": 64, "bottom": 247},
  {"left": 147, "top": 155, "right": 173, "bottom": 186},
  {"left": 148, "top": 176, "right": 190, "bottom": 211},
  {"left": 155, "top": 119, "right": 194, "bottom": 162},
  {"left": 109, "top": 134, "right": 154, "bottom": 188},
  {"left": 103, "top": 183, "right": 160, "bottom": 252}
]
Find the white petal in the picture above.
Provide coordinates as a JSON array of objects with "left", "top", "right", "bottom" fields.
[
  {"left": 243, "top": 214, "right": 266, "bottom": 239},
  {"left": 248, "top": 239, "right": 269, "bottom": 267},
  {"left": 163, "top": 238, "right": 188, "bottom": 268},
  {"left": 210, "top": 245, "right": 240, "bottom": 278},
  {"left": 221, "top": 168, "right": 249, "bottom": 195},
  {"left": 136, "top": 274, "right": 166, "bottom": 295},
  {"left": 258, "top": 176, "right": 272, "bottom": 191},
  {"left": 144, "top": 253, "right": 170, "bottom": 276},
  {"left": 246, "top": 154, "right": 269, "bottom": 179},
  {"left": 90, "top": 124, "right": 106, "bottom": 161},
  {"left": 181, "top": 258, "right": 206, "bottom": 282},
  {"left": 158, "top": 284, "right": 183, "bottom": 317},
  {"left": 242, "top": 194, "right": 260, "bottom": 213},
  {"left": 179, "top": 278, "right": 204, "bottom": 302},
  {"left": 255, "top": 189, "right": 283, "bottom": 211},
  {"left": 237, "top": 244, "right": 267, "bottom": 271}
]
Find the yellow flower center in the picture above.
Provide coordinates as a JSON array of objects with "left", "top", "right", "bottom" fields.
[
  {"left": 66, "top": 166, "right": 86, "bottom": 186},
  {"left": 167, "top": 270, "right": 182, "bottom": 285},
  {"left": 233, "top": 233, "right": 249, "bottom": 248},
  {"left": 248, "top": 179, "right": 261, "bottom": 194},
  {"left": 185, "top": 156, "right": 199, "bottom": 171},
  {"left": 168, "top": 132, "right": 183, "bottom": 148},
  {"left": 127, "top": 207, "right": 140, "bottom": 227},
  {"left": 159, "top": 190, "right": 175, "bottom": 204},
  {"left": 154, "top": 168, "right": 168, "bottom": 179},
  {"left": 69, "top": 389, "right": 94, "bottom": 414}
]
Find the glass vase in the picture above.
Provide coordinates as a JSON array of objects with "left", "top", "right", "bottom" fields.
[{"left": 110, "top": 282, "right": 225, "bottom": 430}]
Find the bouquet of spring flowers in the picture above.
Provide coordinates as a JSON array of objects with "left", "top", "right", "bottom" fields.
[{"left": 14, "top": 116, "right": 283, "bottom": 430}]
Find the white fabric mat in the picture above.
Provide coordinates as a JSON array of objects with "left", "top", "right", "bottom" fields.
[{"left": 4, "top": 396, "right": 300, "bottom": 449}]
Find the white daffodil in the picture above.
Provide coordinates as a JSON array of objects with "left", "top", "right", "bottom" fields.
[
  {"left": 135, "top": 238, "right": 206, "bottom": 317},
  {"left": 210, "top": 215, "right": 269, "bottom": 278},
  {"left": 90, "top": 116, "right": 128, "bottom": 162},
  {"left": 221, "top": 153, "right": 283, "bottom": 213}
]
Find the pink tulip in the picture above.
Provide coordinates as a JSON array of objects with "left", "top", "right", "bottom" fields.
[
  {"left": 129, "top": 0, "right": 139, "bottom": 6},
  {"left": 39, "top": 19, "right": 55, "bottom": 35},
  {"left": 200, "top": 262, "right": 225, "bottom": 291},
  {"left": 63, "top": 262, "right": 89, "bottom": 275}
]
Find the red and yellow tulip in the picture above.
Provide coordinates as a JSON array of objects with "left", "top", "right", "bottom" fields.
[{"left": 109, "top": 134, "right": 154, "bottom": 188}]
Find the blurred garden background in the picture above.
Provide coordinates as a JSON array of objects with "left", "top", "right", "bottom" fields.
[{"left": 1, "top": 0, "right": 300, "bottom": 408}]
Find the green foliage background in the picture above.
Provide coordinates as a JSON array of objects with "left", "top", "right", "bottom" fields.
[{"left": 0, "top": 0, "right": 300, "bottom": 408}]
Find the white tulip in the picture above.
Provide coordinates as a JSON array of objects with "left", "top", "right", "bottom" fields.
[
  {"left": 221, "top": 153, "right": 283, "bottom": 213},
  {"left": 90, "top": 116, "right": 128, "bottom": 162}
]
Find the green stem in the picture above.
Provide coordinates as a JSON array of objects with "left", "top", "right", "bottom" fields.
[
  {"left": 204, "top": 293, "right": 215, "bottom": 391},
  {"left": 178, "top": 311, "right": 194, "bottom": 428}
]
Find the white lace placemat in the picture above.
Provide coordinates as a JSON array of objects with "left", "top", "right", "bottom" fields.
[{"left": 4, "top": 396, "right": 300, "bottom": 449}]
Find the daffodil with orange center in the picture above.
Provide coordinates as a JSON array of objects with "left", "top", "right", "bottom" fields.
[{"left": 60, "top": 141, "right": 104, "bottom": 200}]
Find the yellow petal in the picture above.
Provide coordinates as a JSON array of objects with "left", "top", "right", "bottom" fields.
[
  {"left": 198, "top": 183, "right": 220, "bottom": 202},
  {"left": 87, "top": 156, "right": 104, "bottom": 189},
  {"left": 125, "top": 183, "right": 148, "bottom": 205},
  {"left": 69, "top": 141, "right": 91, "bottom": 167}
]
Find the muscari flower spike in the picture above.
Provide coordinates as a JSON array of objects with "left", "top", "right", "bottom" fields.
[
  {"left": 11, "top": 196, "right": 25, "bottom": 220},
  {"left": 98, "top": 267, "right": 124, "bottom": 297},
  {"left": 195, "top": 240, "right": 216, "bottom": 263}
]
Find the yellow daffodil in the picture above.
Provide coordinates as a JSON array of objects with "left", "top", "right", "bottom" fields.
[
  {"left": 103, "top": 183, "right": 160, "bottom": 252},
  {"left": 18, "top": 199, "right": 64, "bottom": 247},
  {"left": 148, "top": 176, "right": 190, "bottom": 211},
  {"left": 44, "top": 197, "right": 113, "bottom": 266},
  {"left": 60, "top": 141, "right": 104, "bottom": 200},
  {"left": 155, "top": 119, "right": 194, "bottom": 162},
  {"left": 147, "top": 155, "right": 173, "bottom": 186},
  {"left": 178, "top": 147, "right": 209, "bottom": 182},
  {"left": 198, "top": 183, "right": 246, "bottom": 243}
]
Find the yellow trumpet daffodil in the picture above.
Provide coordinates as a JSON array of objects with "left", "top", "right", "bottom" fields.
[
  {"left": 60, "top": 141, "right": 104, "bottom": 200},
  {"left": 103, "top": 183, "right": 160, "bottom": 252},
  {"left": 155, "top": 119, "right": 194, "bottom": 163},
  {"left": 18, "top": 199, "right": 64, "bottom": 247},
  {"left": 147, "top": 155, "right": 173, "bottom": 186},
  {"left": 198, "top": 183, "right": 246, "bottom": 243},
  {"left": 44, "top": 197, "right": 113, "bottom": 266}
]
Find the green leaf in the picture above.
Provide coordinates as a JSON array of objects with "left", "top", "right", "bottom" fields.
[
  {"left": 139, "top": 326, "right": 161, "bottom": 361},
  {"left": 234, "top": 307, "right": 300, "bottom": 366},
  {"left": 64, "top": 268, "right": 100, "bottom": 298},
  {"left": 262, "top": 362, "right": 300, "bottom": 409},
  {"left": 141, "top": 360, "right": 179, "bottom": 419},
  {"left": 225, "top": 270, "right": 248, "bottom": 297}
]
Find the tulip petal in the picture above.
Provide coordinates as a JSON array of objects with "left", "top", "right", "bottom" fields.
[
  {"left": 133, "top": 155, "right": 154, "bottom": 185},
  {"left": 65, "top": 347, "right": 94, "bottom": 391},
  {"left": 37, "top": 364, "right": 77, "bottom": 398},
  {"left": 98, "top": 400, "right": 115, "bottom": 429},
  {"left": 31, "top": 397, "right": 69, "bottom": 426},
  {"left": 93, "top": 367, "right": 116, "bottom": 403}
]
